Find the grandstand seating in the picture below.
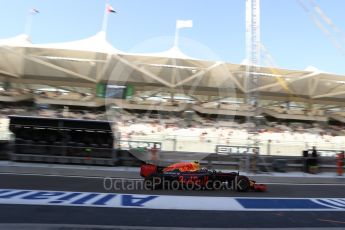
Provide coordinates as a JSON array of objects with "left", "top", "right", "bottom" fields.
[
  {"left": 0, "top": 89, "right": 32, "bottom": 102},
  {"left": 201, "top": 101, "right": 218, "bottom": 109},
  {"left": 287, "top": 109, "right": 305, "bottom": 115},
  {"left": 199, "top": 102, "right": 254, "bottom": 111},
  {"left": 267, "top": 106, "right": 325, "bottom": 117},
  {"left": 219, "top": 103, "right": 239, "bottom": 110},
  {"left": 263, "top": 106, "right": 327, "bottom": 122},
  {"left": 1, "top": 104, "right": 345, "bottom": 157},
  {"left": 35, "top": 91, "right": 102, "bottom": 107},
  {"left": 58, "top": 92, "right": 83, "bottom": 100},
  {"left": 307, "top": 109, "right": 325, "bottom": 116},
  {"left": 193, "top": 102, "right": 255, "bottom": 117},
  {"left": 333, "top": 111, "right": 345, "bottom": 117},
  {"left": 110, "top": 109, "right": 345, "bottom": 156},
  {"left": 38, "top": 109, "right": 57, "bottom": 118},
  {"left": 38, "top": 91, "right": 91, "bottom": 101},
  {"left": 110, "top": 98, "right": 187, "bottom": 112}
]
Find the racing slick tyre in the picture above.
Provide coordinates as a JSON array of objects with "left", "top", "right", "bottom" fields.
[
  {"left": 205, "top": 180, "right": 223, "bottom": 190},
  {"left": 170, "top": 180, "right": 181, "bottom": 191},
  {"left": 144, "top": 174, "right": 163, "bottom": 190},
  {"left": 236, "top": 176, "right": 250, "bottom": 192},
  {"left": 212, "top": 180, "right": 223, "bottom": 190}
]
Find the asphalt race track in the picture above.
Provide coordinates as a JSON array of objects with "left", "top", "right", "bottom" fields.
[
  {"left": 0, "top": 173, "right": 344, "bottom": 197},
  {"left": 0, "top": 173, "right": 345, "bottom": 229}
]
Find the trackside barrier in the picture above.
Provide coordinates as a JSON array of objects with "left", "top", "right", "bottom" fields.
[
  {"left": 0, "top": 142, "right": 10, "bottom": 160},
  {"left": 116, "top": 140, "right": 162, "bottom": 166},
  {"left": 206, "top": 153, "right": 342, "bottom": 173},
  {"left": 2, "top": 143, "right": 342, "bottom": 172},
  {"left": 2, "top": 148, "right": 343, "bottom": 172},
  {"left": 109, "top": 150, "right": 342, "bottom": 173}
]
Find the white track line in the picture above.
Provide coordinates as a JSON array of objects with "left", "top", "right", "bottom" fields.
[{"left": 1, "top": 223, "right": 341, "bottom": 230}]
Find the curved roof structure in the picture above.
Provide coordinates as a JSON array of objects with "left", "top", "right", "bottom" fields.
[
  {"left": 33, "top": 31, "right": 122, "bottom": 54},
  {"left": 1, "top": 32, "right": 345, "bottom": 106},
  {"left": 137, "top": 45, "right": 193, "bottom": 60},
  {"left": 0, "top": 34, "right": 31, "bottom": 46},
  {"left": 0, "top": 34, "right": 32, "bottom": 78}
]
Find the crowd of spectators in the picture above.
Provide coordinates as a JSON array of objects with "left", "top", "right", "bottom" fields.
[
  {"left": 117, "top": 119, "right": 342, "bottom": 142},
  {"left": 0, "top": 88, "right": 31, "bottom": 97},
  {"left": 114, "top": 111, "right": 345, "bottom": 149},
  {"left": 0, "top": 106, "right": 106, "bottom": 120},
  {"left": 36, "top": 91, "right": 95, "bottom": 101},
  {"left": 269, "top": 106, "right": 325, "bottom": 116},
  {"left": 1, "top": 105, "right": 345, "bottom": 155}
]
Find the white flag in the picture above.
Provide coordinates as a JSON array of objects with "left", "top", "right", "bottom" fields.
[{"left": 176, "top": 20, "right": 193, "bottom": 29}]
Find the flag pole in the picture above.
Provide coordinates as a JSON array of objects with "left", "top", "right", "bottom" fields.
[
  {"left": 101, "top": 2, "right": 109, "bottom": 33},
  {"left": 24, "top": 10, "right": 33, "bottom": 36},
  {"left": 174, "top": 23, "right": 179, "bottom": 47}
]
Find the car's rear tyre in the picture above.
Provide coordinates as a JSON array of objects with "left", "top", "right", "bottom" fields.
[
  {"left": 170, "top": 180, "right": 181, "bottom": 190},
  {"left": 211, "top": 180, "right": 223, "bottom": 190},
  {"left": 236, "top": 176, "right": 250, "bottom": 192},
  {"left": 182, "top": 182, "right": 195, "bottom": 191},
  {"left": 144, "top": 174, "right": 162, "bottom": 190}
]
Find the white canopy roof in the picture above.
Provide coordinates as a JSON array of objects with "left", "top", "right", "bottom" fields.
[
  {"left": 134, "top": 45, "right": 193, "bottom": 60},
  {"left": 0, "top": 34, "right": 31, "bottom": 47},
  {"left": 1, "top": 32, "right": 345, "bottom": 105},
  {"left": 32, "top": 31, "right": 123, "bottom": 54},
  {"left": 0, "top": 34, "right": 32, "bottom": 78}
]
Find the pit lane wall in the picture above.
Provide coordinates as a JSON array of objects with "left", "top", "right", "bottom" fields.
[
  {"left": 0, "top": 189, "right": 344, "bottom": 211},
  {"left": 118, "top": 133, "right": 345, "bottom": 157}
]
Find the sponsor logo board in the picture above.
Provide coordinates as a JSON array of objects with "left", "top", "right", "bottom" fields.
[{"left": 0, "top": 189, "right": 344, "bottom": 211}]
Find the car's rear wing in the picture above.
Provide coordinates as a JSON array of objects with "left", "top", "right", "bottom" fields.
[{"left": 140, "top": 163, "right": 165, "bottom": 178}]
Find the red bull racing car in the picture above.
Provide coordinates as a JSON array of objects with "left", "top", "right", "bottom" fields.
[{"left": 140, "top": 161, "right": 267, "bottom": 192}]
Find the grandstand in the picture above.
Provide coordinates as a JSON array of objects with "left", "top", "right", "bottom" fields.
[{"left": 1, "top": 32, "right": 345, "bottom": 158}]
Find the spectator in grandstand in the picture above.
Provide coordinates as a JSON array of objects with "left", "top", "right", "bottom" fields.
[
  {"left": 310, "top": 146, "right": 319, "bottom": 174},
  {"left": 302, "top": 150, "right": 309, "bottom": 173},
  {"left": 250, "top": 148, "right": 259, "bottom": 173},
  {"left": 312, "top": 146, "right": 318, "bottom": 158}
]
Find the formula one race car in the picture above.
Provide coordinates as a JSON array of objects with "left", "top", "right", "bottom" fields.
[{"left": 140, "top": 161, "right": 267, "bottom": 192}]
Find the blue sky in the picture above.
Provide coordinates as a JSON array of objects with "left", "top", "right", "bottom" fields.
[{"left": 0, "top": 0, "right": 345, "bottom": 74}]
